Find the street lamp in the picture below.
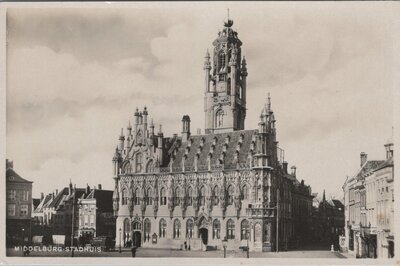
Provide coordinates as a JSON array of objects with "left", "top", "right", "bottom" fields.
[
  {"left": 119, "top": 228, "right": 122, "bottom": 253},
  {"left": 222, "top": 237, "right": 228, "bottom": 258},
  {"left": 21, "top": 228, "right": 25, "bottom": 245}
]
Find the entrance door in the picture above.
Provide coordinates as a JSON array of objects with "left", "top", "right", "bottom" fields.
[
  {"left": 199, "top": 228, "right": 208, "bottom": 245},
  {"left": 132, "top": 231, "right": 141, "bottom": 247}
]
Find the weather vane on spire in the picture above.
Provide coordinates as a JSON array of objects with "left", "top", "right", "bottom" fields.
[{"left": 224, "top": 8, "right": 233, "bottom": 28}]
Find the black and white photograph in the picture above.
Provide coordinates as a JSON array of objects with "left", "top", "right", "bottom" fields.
[{"left": 1, "top": 1, "right": 399, "bottom": 264}]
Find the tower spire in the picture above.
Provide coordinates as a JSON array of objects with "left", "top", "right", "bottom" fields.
[
  {"left": 267, "top": 92, "right": 271, "bottom": 111},
  {"left": 322, "top": 189, "right": 326, "bottom": 202}
]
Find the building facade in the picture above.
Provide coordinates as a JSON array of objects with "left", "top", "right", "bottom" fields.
[
  {"left": 343, "top": 140, "right": 394, "bottom": 258},
  {"left": 78, "top": 186, "right": 115, "bottom": 242},
  {"left": 6, "top": 159, "right": 33, "bottom": 247},
  {"left": 112, "top": 18, "right": 313, "bottom": 252}
]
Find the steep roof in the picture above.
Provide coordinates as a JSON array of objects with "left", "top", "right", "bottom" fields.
[
  {"left": 6, "top": 168, "right": 32, "bottom": 183},
  {"left": 85, "top": 189, "right": 114, "bottom": 212},
  {"left": 374, "top": 156, "right": 393, "bottom": 172},
  {"left": 169, "top": 129, "right": 258, "bottom": 170},
  {"left": 48, "top": 187, "right": 86, "bottom": 209},
  {"left": 356, "top": 160, "right": 384, "bottom": 180},
  {"left": 34, "top": 194, "right": 54, "bottom": 213}
]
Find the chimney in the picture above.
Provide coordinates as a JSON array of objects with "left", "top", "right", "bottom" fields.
[
  {"left": 360, "top": 152, "right": 367, "bottom": 167},
  {"left": 52, "top": 192, "right": 55, "bottom": 200},
  {"left": 41, "top": 193, "right": 44, "bottom": 201},
  {"left": 55, "top": 189, "right": 58, "bottom": 195},
  {"left": 98, "top": 184, "right": 102, "bottom": 190},
  {"left": 6, "top": 159, "right": 13, "bottom": 169},
  {"left": 182, "top": 115, "right": 191, "bottom": 142},
  {"left": 283, "top": 161, "right": 288, "bottom": 174},
  {"left": 291, "top": 166, "right": 297, "bottom": 177},
  {"left": 86, "top": 184, "right": 90, "bottom": 195}
]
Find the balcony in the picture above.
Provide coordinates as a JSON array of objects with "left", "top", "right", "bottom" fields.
[{"left": 246, "top": 204, "right": 276, "bottom": 218}]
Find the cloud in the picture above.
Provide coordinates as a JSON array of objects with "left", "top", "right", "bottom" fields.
[{"left": 6, "top": 4, "right": 396, "bottom": 198}]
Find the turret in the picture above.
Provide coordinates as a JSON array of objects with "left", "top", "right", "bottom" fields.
[
  {"left": 182, "top": 115, "right": 191, "bottom": 142},
  {"left": 204, "top": 50, "right": 211, "bottom": 92},
  {"left": 134, "top": 107, "right": 139, "bottom": 132},
  {"left": 143, "top": 106, "right": 148, "bottom": 138},
  {"left": 118, "top": 128, "right": 125, "bottom": 152},
  {"left": 157, "top": 125, "right": 164, "bottom": 164},
  {"left": 112, "top": 146, "right": 120, "bottom": 177}
]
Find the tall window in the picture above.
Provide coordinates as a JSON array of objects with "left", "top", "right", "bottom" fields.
[
  {"left": 135, "top": 153, "right": 142, "bottom": 173},
  {"left": 7, "top": 190, "right": 16, "bottom": 200},
  {"left": 159, "top": 219, "right": 167, "bottom": 238},
  {"left": 200, "top": 186, "right": 206, "bottom": 206},
  {"left": 123, "top": 218, "right": 130, "bottom": 245},
  {"left": 186, "top": 219, "right": 194, "bottom": 238},
  {"left": 146, "top": 187, "right": 153, "bottom": 205},
  {"left": 227, "top": 185, "right": 234, "bottom": 205},
  {"left": 174, "top": 219, "right": 181, "bottom": 239},
  {"left": 160, "top": 187, "right": 167, "bottom": 205},
  {"left": 242, "top": 185, "right": 249, "bottom": 200},
  {"left": 175, "top": 187, "right": 181, "bottom": 205},
  {"left": 241, "top": 219, "right": 250, "bottom": 240},
  {"left": 187, "top": 187, "right": 193, "bottom": 206},
  {"left": 20, "top": 205, "right": 29, "bottom": 216},
  {"left": 7, "top": 204, "right": 15, "bottom": 216},
  {"left": 218, "top": 52, "right": 226, "bottom": 71},
  {"left": 212, "top": 186, "right": 219, "bottom": 206},
  {"left": 227, "top": 219, "right": 235, "bottom": 240},
  {"left": 22, "top": 190, "right": 29, "bottom": 201},
  {"left": 134, "top": 188, "right": 140, "bottom": 205},
  {"left": 122, "top": 188, "right": 128, "bottom": 205},
  {"left": 216, "top": 110, "right": 224, "bottom": 128},
  {"left": 213, "top": 219, "right": 221, "bottom": 239},
  {"left": 144, "top": 218, "right": 151, "bottom": 242}
]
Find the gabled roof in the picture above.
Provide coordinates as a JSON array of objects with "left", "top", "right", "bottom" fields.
[
  {"left": 374, "top": 157, "right": 393, "bottom": 172},
  {"left": 356, "top": 160, "right": 384, "bottom": 180},
  {"left": 331, "top": 199, "right": 344, "bottom": 209},
  {"left": 33, "top": 198, "right": 41, "bottom": 209},
  {"left": 84, "top": 189, "right": 114, "bottom": 212},
  {"left": 48, "top": 187, "right": 86, "bottom": 209},
  {"left": 6, "top": 168, "right": 32, "bottom": 183},
  {"left": 34, "top": 194, "right": 54, "bottom": 213},
  {"left": 169, "top": 129, "right": 258, "bottom": 170}
]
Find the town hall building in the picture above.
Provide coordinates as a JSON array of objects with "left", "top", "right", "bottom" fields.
[{"left": 112, "top": 17, "right": 313, "bottom": 252}]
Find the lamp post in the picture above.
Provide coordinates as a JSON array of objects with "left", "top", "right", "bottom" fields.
[
  {"left": 246, "top": 231, "right": 249, "bottom": 259},
  {"left": 222, "top": 237, "right": 228, "bottom": 258},
  {"left": 119, "top": 228, "right": 122, "bottom": 253},
  {"left": 21, "top": 228, "right": 25, "bottom": 245}
]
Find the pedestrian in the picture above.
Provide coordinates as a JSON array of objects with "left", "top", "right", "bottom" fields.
[{"left": 184, "top": 241, "right": 187, "bottom": 250}]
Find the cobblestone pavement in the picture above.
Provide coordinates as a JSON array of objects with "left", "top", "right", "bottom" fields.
[{"left": 6, "top": 247, "right": 346, "bottom": 258}]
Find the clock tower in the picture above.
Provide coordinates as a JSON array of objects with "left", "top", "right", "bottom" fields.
[{"left": 204, "top": 17, "right": 248, "bottom": 134}]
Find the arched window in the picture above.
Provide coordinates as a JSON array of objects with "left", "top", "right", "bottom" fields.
[
  {"left": 227, "top": 219, "right": 235, "bottom": 240},
  {"left": 174, "top": 187, "right": 181, "bottom": 205},
  {"left": 132, "top": 221, "right": 141, "bottom": 230},
  {"left": 187, "top": 186, "right": 193, "bottom": 206},
  {"left": 121, "top": 188, "right": 128, "bottom": 205},
  {"left": 227, "top": 185, "right": 234, "bottom": 205},
  {"left": 186, "top": 219, "right": 194, "bottom": 239},
  {"left": 144, "top": 218, "right": 151, "bottom": 242},
  {"left": 241, "top": 219, "right": 250, "bottom": 240},
  {"left": 160, "top": 187, "right": 166, "bottom": 205},
  {"left": 123, "top": 218, "right": 130, "bottom": 246},
  {"left": 200, "top": 186, "right": 206, "bottom": 206},
  {"left": 173, "top": 219, "right": 181, "bottom": 239},
  {"left": 212, "top": 186, "right": 219, "bottom": 206},
  {"left": 135, "top": 153, "right": 142, "bottom": 173},
  {"left": 242, "top": 185, "right": 249, "bottom": 200},
  {"left": 134, "top": 188, "right": 140, "bottom": 205},
  {"left": 215, "top": 110, "right": 224, "bottom": 128},
  {"left": 159, "top": 219, "right": 167, "bottom": 238},
  {"left": 213, "top": 219, "right": 221, "bottom": 239},
  {"left": 146, "top": 187, "right": 153, "bottom": 205},
  {"left": 218, "top": 52, "right": 226, "bottom": 71}
]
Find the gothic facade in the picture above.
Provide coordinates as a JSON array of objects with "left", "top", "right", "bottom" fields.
[{"left": 112, "top": 18, "right": 310, "bottom": 252}]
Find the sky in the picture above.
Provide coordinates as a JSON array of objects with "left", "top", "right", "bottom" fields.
[{"left": 6, "top": 2, "right": 397, "bottom": 199}]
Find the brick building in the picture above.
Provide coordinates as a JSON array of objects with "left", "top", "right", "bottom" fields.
[{"left": 6, "top": 159, "right": 33, "bottom": 247}]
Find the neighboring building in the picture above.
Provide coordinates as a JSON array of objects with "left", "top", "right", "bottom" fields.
[
  {"left": 343, "top": 139, "right": 394, "bottom": 258},
  {"left": 32, "top": 182, "right": 89, "bottom": 245},
  {"left": 6, "top": 159, "right": 33, "bottom": 247},
  {"left": 310, "top": 191, "right": 344, "bottom": 248},
  {"left": 111, "top": 17, "right": 313, "bottom": 252},
  {"left": 78, "top": 185, "right": 115, "bottom": 241}
]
